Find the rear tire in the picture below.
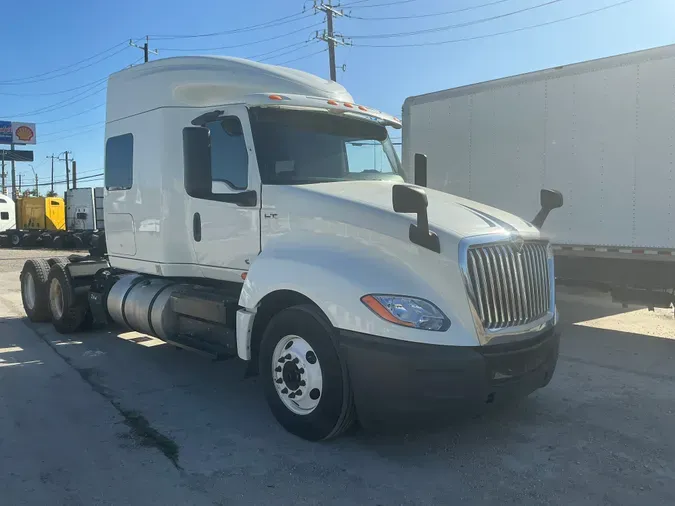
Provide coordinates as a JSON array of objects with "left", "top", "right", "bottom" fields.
[
  {"left": 20, "top": 259, "right": 52, "bottom": 322},
  {"left": 259, "top": 304, "right": 355, "bottom": 441},
  {"left": 9, "top": 232, "right": 22, "bottom": 248},
  {"left": 47, "top": 263, "right": 88, "bottom": 334}
]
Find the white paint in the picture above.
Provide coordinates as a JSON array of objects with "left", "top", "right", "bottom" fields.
[
  {"left": 0, "top": 193, "right": 16, "bottom": 232},
  {"left": 404, "top": 43, "right": 675, "bottom": 250},
  {"left": 235, "top": 309, "right": 255, "bottom": 361}
]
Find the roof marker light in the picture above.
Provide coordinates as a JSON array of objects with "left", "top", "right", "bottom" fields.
[
  {"left": 358, "top": 105, "right": 368, "bottom": 111},
  {"left": 269, "top": 94, "right": 284, "bottom": 101},
  {"left": 344, "top": 102, "right": 354, "bottom": 108},
  {"left": 327, "top": 100, "right": 338, "bottom": 106}
]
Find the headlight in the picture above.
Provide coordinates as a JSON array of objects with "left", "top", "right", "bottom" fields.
[{"left": 361, "top": 294, "right": 450, "bottom": 331}]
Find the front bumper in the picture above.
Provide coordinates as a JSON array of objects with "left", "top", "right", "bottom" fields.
[{"left": 338, "top": 328, "right": 560, "bottom": 428}]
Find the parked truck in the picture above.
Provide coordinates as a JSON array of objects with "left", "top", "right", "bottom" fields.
[
  {"left": 0, "top": 193, "right": 16, "bottom": 233},
  {"left": 403, "top": 43, "right": 675, "bottom": 310},
  {"left": 1, "top": 188, "right": 104, "bottom": 248},
  {"left": 19, "top": 56, "right": 562, "bottom": 440}
]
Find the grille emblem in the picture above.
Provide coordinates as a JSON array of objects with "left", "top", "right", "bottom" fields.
[{"left": 512, "top": 235, "right": 525, "bottom": 253}]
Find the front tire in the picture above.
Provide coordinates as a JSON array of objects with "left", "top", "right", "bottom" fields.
[
  {"left": 20, "top": 259, "right": 52, "bottom": 322},
  {"left": 259, "top": 304, "right": 355, "bottom": 441},
  {"left": 47, "top": 263, "right": 88, "bottom": 334}
]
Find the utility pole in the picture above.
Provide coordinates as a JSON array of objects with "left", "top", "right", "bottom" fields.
[
  {"left": 29, "top": 164, "right": 38, "bottom": 196},
  {"left": 314, "top": 0, "right": 350, "bottom": 81},
  {"left": 1, "top": 154, "right": 5, "bottom": 195},
  {"left": 10, "top": 144, "right": 16, "bottom": 199},
  {"left": 72, "top": 160, "right": 77, "bottom": 189},
  {"left": 18, "top": 173, "right": 22, "bottom": 195},
  {"left": 58, "top": 151, "right": 71, "bottom": 191},
  {"left": 46, "top": 154, "right": 58, "bottom": 194},
  {"left": 130, "top": 36, "right": 158, "bottom": 63}
]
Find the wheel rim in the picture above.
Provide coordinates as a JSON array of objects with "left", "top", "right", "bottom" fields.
[
  {"left": 23, "top": 272, "right": 36, "bottom": 310},
  {"left": 49, "top": 278, "right": 64, "bottom": 320},
  {"left": 11, "top": 235, "right": 19, "bottom": 246},
  {"left": 272, "top": 335, "right": 323, "bottom": 415}
]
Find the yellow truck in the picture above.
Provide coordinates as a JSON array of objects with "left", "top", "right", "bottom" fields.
[
  {"left": 17, "top": 197, "right": 66, "bottom": 231},
  {"left": 4, "top": 197, "right": 66, "bottom": 247}
]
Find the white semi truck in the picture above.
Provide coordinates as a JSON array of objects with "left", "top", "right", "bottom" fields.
[
  {"left": 19, "top": 56, "right": 562, "bottom": 440},
  {"left": 0, "top": 193, "right": 16, "bottom": 233},
  {"left": 403, "top": 43, "right": 675, "bottom": 310}
]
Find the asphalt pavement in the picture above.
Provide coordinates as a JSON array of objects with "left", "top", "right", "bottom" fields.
[{"left": 0, "top": 249, "right": 674, "bottom": 505}]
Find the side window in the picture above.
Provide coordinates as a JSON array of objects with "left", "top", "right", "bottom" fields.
[
  {"left": 1, "top": 212, "right": 8, "bottom": 220},
  {"left": 0, "top": 199, "right": 6, "bottom": 203},
  {"left": 105, "top": 134, "right": 133, "bottom": 190},
  {"left": 207, "top": 117, "right": 248, "bottom": 190}
]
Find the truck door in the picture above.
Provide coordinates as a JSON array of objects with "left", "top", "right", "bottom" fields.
[{"left": 187, "top": 106, "right": 261, "bottom": 281}]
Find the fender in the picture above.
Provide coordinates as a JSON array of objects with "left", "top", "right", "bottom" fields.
[{"left": 236, "top": 235, "right": 479, "bottom": 361}]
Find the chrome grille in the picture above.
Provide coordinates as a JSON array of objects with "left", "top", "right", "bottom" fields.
[{"left": 466, "top": 241, "right": 550, "bottom": 329}]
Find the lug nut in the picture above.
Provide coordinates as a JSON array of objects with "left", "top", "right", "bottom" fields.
[
  {"left": 281, "top": 388, "right": 288, "bottom": 394},
  {"left": 299, "top": 368, "right": 305, "bottom": 374},
  {"left": 289, "top": 392, "right": 296, "bottom": 399},
  {"left": 275, "top": 378, "right": 283, "bottom": 384},
  {"left": 285, "top": 354, "right": 291, "bottom": 360},
  {"left": 292, "top": 357, "right": 299, "bottom": 364},
  {"left": 295, "top": 390, "right": 303, "bottom": 396},
  {"left": 299, "top": 380, "right": 306, "bottom": 386},
  {"left": 275, "top": 366, "right": 282, "bottom": 373}
]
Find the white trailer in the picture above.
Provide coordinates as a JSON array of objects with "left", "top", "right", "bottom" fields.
[
  {"left": 19, "top": 56, "right": 562, "bottom": 440},
  {"left": 0, "top": 193, "right": 16, "bottom": 233},
  {"left": 66, "top": 187, "right": 105, "bottom": 232},
  {"left": 403, "top": 43, "right": 675, "bottom": 309}
]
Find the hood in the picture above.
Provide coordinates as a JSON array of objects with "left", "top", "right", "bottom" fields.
[{"left": 287, "top": 180, "right": 539, "bottom": 239}]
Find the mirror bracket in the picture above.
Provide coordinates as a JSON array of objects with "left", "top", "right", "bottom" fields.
[{"left": 393, "top": 184, "right": 440, "bottom": 253}]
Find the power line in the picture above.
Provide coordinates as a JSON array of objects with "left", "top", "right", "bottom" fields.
[
  {"left": 157, "top": 22, "right": 322, "bottom": 52},
  {"left": 39, "top": 103, "right": 106, "bottom": 126},
  {"left": 259, "top": 42, "right": 320, "bottom": 62},
  {"left": 348, "top": 0, "right": 512, "bottom": 20},
  {"left": 275, "top": 47, "right": 327, "bottom": 66},
  {"left": 8, "top": 82, "right": 106, "bottom": 118},
  {"left": 0, "top": 76, "right": 109, "bottom": 97},
  {"left": 346, "top": 0, "right": 564, "bottom": 39},
  {"left": 40, "top": 121, "right": 105, "bottom": 139},
  {"left": 0, "top": 40, "right": 128, "bottom": 85},
  {"left": 37, "top": 173, "right": 103, "bottom": 187},
  {"left": 342, "top": 0, "right": 418, "bottom": 10},
  {"left": 0, "top": 44, "right": 131, "bottom": 86},
  {"left": 39, "top": 126, "right": 105, "bottom": 145},
  {"left": 354, "top": 0, "right": 634, "bottom": 47},
  {"left": 150, "top": 12, "right": 314, "bottom": 40},
  {"left": 244, "top": 40, "right": 315, "bottom": 60}
]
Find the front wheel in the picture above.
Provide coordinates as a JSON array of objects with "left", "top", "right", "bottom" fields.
[{"left": 259, "top": 304, "right": 355, "bottom": 441}]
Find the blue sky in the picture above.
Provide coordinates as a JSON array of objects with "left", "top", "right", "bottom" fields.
[{"left": 0, "top": 0, "right": 672, "bottom": 196}]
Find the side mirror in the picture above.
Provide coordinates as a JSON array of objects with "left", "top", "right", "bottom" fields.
[
  {"left": 393, "top": 184, "right": 428, "bottom": 213},
  {"left": 541, "top": 189, "right": 563, "bottom": 210},
  {"left": 392, "top": 184, "right": 440, "bottom": 253},
  {"left": 183, "top": 127, "right": 212, "bottom": 199},
  {"left": 531, "top": 189, "right": 564, "bottom": 229},
  {"left": 414, "top": 153, "right": 427, "bottom": 187}
]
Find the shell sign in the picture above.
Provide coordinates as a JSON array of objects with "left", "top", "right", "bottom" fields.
[
  {"left": 12, "top": 122, "right": 36, "bottom": 145},
  {"left": 0, "top": 121, "right": 37, "bottom": 145}
]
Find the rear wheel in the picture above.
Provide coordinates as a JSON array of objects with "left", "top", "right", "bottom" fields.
[
  {"left": 20, "top": 259, "right": 51, "bottom": 322},
  {"left": 9, "top": 232, "right": 22, "bottom": 248},
  {"left": 47, "top": 263, "right": 88, "bottom": 334},
  {"left": 259, "top": 304, "right": 355, "bottom": 441}
]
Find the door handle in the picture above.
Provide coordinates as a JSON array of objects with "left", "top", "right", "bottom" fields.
[{"left": 193, "top": 212, "right": 201, "bottom": 242}]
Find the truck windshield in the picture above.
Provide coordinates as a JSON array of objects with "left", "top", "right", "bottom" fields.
[{"left": 249, "top": 107, "right": 404, "bottom": 184}]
